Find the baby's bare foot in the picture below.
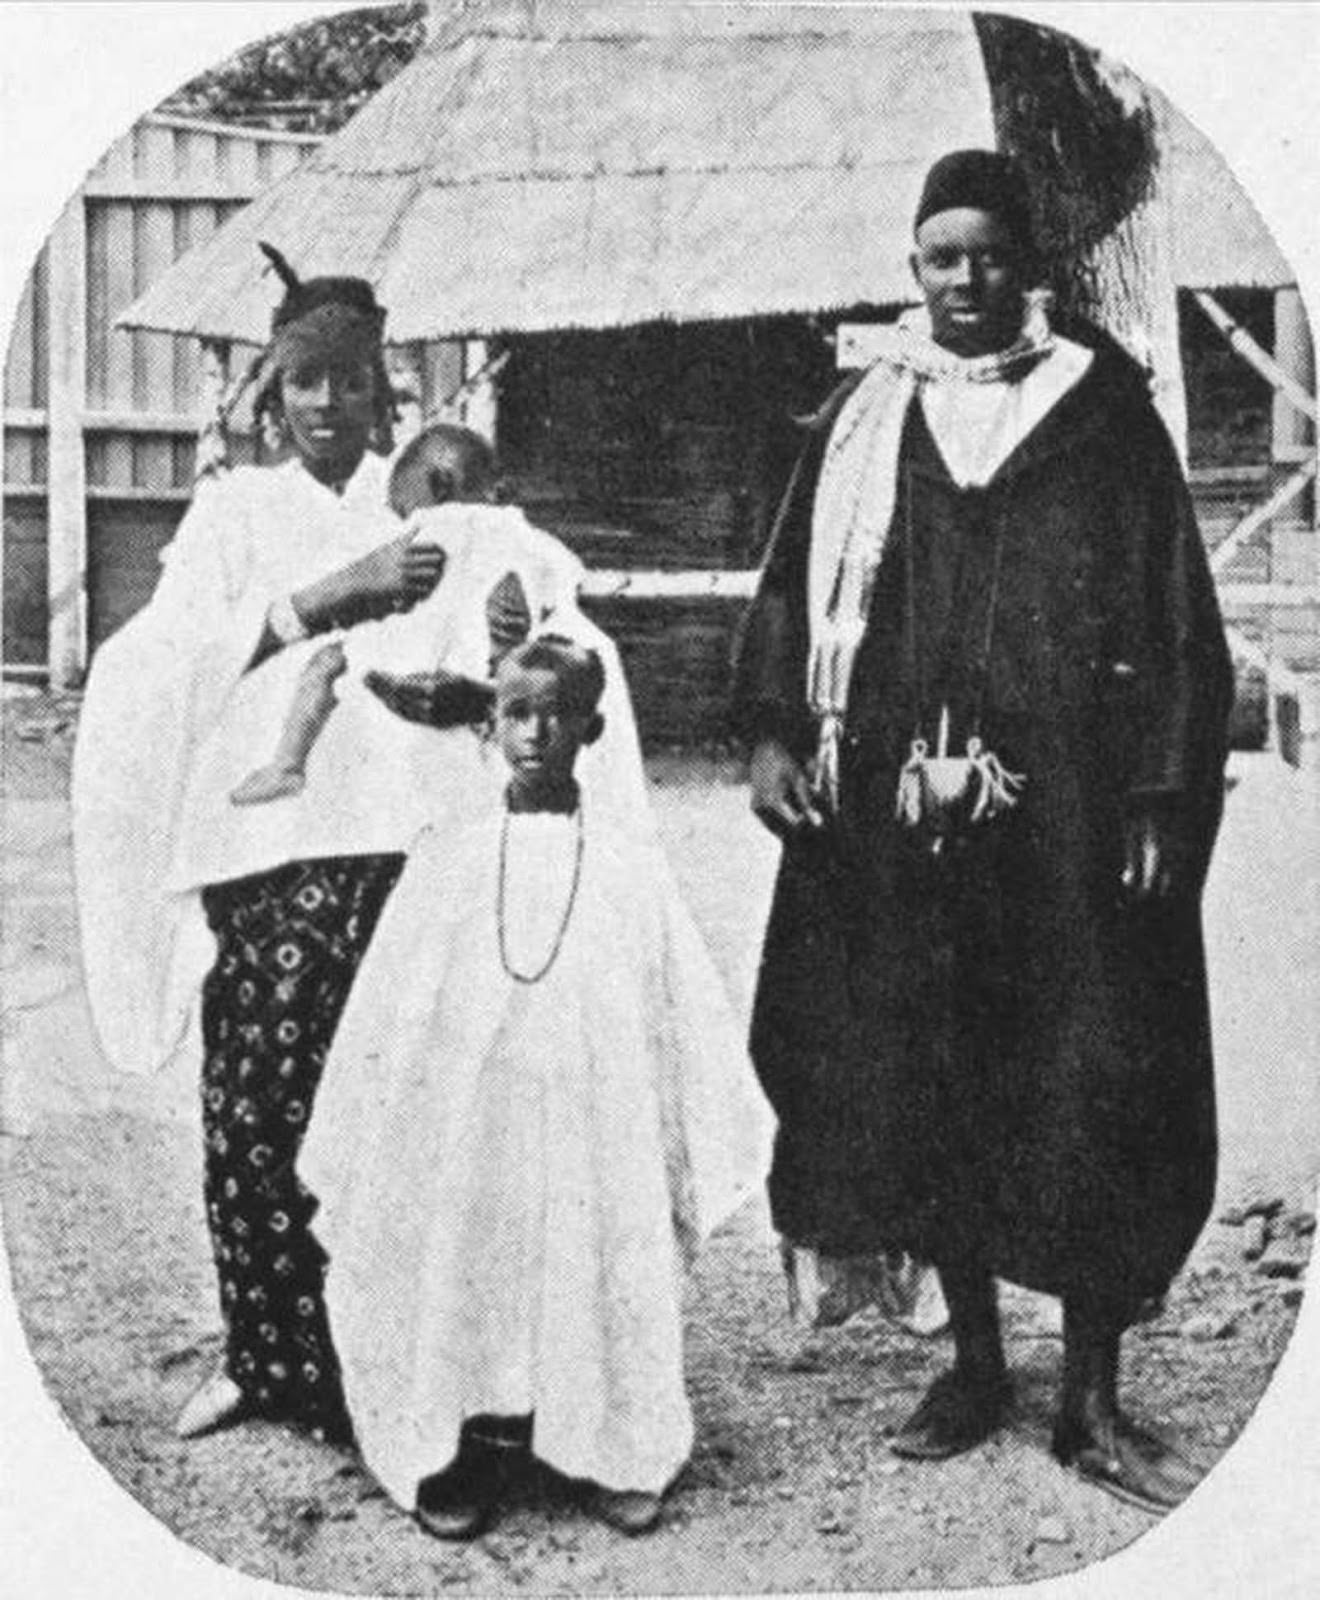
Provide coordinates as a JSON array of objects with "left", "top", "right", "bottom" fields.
[{"left": 230, "top": 765, "right": 308, "bottom": 806}]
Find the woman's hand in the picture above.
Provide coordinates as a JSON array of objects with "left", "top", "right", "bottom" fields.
[
  {"left": 295, "top": 533, "right": 446, "bottom": 631},
  {"left": 750, "top": 738, "right": 824, "bottom": 837},
  {"left": 364, "top": 669, "right": 495, "bottom": 729}
]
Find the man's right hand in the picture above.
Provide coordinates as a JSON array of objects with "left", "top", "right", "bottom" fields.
[{"left": 750, "top": 738, "right": 824, "bottom": 836}]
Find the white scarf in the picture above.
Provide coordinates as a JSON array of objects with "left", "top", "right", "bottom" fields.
[{"left": 807, "top": 293, "right": 1068, "bottom": 806}]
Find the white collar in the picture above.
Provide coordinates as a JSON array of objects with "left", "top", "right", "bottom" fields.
[
  {"left": 281, "top": 449, "right": 391, "bottom": 512},
  {"left": 918, "top": 335, "right": 1094, "bottom": 488}
]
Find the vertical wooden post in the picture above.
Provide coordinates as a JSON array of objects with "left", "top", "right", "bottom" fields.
[
  {"left": 461, "top": 338, "right": 499, "bottom": 447},
  {"left": 195, "top": 338, "right": 232, "bottom": 480},
  {"left": 387, "top": 343, "right": 426, "bottom": 448},
  {"left": 46, "top": 194, "right": 88, "bottom": 687},
  {"left": 1272, "top": 286, "right": 1317, "bottom": 530}
]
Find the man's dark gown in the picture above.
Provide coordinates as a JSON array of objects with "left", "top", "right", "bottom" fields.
[{"left": 736, "top": 342, "right": 1233, "bottom": 1322}]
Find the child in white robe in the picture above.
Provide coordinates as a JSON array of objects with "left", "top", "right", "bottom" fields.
[{"left": 299, "top": 637, "right": 774, "bottom": 1540}]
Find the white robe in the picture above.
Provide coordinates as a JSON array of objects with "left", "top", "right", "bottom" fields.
[
  {"left": 71, "top": 455, "right": 647, "bottom": 1081},
  {"left": 298, "top": 810, "right": 775, "bottom": 1505}
]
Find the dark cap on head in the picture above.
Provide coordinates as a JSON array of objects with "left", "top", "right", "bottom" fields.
[
  {"left": 259, "top": 242, "right": 386, "bottom": 369},
  {"left": 914, "top": 149, "right": 1035, "bottom": 249},
  {"left": 260, "top": 242, "right": 385, "bottom": 332}
]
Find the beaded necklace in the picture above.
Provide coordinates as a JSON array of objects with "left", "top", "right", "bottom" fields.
[{"left": 497, "top": 804, "right": 585, "bottom": 984}]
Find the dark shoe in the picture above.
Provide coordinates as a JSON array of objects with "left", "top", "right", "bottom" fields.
[
  {"left": 891, "top": 1367, "right": 1010, "bottom": 1460},
  {"left": 1052, "top": 1411, "right": 1205, "bottom": 1513},
  {"left": 592, "top": 1488, "right": 663, "bottom": 1535},
  {"left": 415, "top": 1450, "right": 502, "bottom": 1542},
  {"left": 415, "top": 1495, "right": 494, "bottom": 1542}
]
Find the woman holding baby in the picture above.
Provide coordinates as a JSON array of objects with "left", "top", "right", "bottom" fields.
[
  {"left": 73, "top": 252, "right": 443, "bottom": 1440},
  {"left": 72, "top": 249, "right": 645, "bottom": 1444}
]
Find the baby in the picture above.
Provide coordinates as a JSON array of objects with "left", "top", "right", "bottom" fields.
[
  {"left": 299, "top": 636, "right": 774, "bottom": 1541},
  {"left": 231, "top": 423, "right": 519, "bottom": 805}
]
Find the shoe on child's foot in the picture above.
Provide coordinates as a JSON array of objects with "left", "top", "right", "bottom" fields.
[
  {"left": 592, "top": 1488, "right": 663, "bottom": 1536},
  {"left": 230, "top": 765, "right": 307, "bottom": 806},
  {"left": 176, "top": 1370, "right": 248, "bottom": 1439},
  {"left": 415, "top": 1452, "right": 501, "bottom": 1542}
]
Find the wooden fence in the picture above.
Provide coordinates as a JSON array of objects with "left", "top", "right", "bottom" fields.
[
  {"left": 3, "top": 113, "right": 321, "bottom": 678},
  {"left": 3, "top": 114, "right": 1316, "bottom": 751}
]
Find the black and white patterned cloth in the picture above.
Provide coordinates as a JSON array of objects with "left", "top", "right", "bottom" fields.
[{"left": 199, "top": 853, "right": 403, "bottom": 1435}]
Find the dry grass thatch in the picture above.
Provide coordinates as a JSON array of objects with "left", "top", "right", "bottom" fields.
[
  {"left": 1161, "top": 93, "right": 1292, "bottom": 292},
  {"left": 119, "top": 3, "right": 1290, "bottom": 346},
  {"left": 120, "top": 5, "right": 996, "bottom": 343}
]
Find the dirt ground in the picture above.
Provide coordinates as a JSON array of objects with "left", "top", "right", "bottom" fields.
[{"left": 2, "top": 690, "right": 1317, "bottom": 1596}]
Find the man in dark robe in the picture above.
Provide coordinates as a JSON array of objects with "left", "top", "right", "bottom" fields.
[{"left": 735, "top": 150, "right": 1233, "bottom": 1511}]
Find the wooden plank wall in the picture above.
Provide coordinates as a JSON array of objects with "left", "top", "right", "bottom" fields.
[
  {"left": 4, "top": 113, "right": 1314, "bottom": 745},
  {"left": 3, "top": 113, "right": 319, "bottom": 672}
]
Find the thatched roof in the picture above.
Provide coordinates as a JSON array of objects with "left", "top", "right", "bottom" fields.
[
  {"left": 1161, "top": 93, "right": 1292, "bottom": 291},
  {"left": 120, "top": 4, "right": 997, "bottom": 343},
  {"left": 119, "top": 2, "right": 1290, "bottom": 346}
]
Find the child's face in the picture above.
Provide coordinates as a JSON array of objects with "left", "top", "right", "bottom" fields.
[{"left": 494, "top": 665, "right": 594, "bottom": 804}]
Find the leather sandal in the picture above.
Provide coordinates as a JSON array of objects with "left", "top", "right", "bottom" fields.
[
  {"left": 891, "top": 1367, "right": 1011, "bottom": 1460},
  {"left": 1052, "top": 1412, "right": 1205, "bottom": 1512}
]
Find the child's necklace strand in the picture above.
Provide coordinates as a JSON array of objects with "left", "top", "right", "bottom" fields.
[{"left": 497, "top": 805, "right": 585, "bottom": 984}]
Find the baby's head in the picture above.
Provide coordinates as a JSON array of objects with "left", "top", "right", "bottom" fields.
[
  {"left": 493, "top": 636, "right": 606, "bottom": 811},
  {"left": 388, "top": 422, "right": 497, "bottom": 518}
]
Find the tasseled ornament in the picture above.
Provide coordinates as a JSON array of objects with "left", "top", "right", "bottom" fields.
[
  {"left": 893, "top": 707, "right": 1025, "bottom": 834},
  {"left": 895, "top": 738, "right": 929, "bottom": 825},
  {"left": 965, "top": 736, "right": 1025, "bottom": 821},
  {"left": 814, "top": 712, "right": 845, "bottom": 814}
]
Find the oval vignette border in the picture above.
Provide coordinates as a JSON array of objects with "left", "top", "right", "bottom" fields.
[{"left": 1, "top": 5, "right": 1318, "bottom": 1600}]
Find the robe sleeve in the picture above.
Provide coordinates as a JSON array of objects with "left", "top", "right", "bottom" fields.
[
  {"left": 70, "top": 474, "right": 280, "bottom": 1076},
  {"left": 728, "top": 423, "right": 826, "bottom": 758},
  {"left": 1113, "top": 395, "right": 1235, "bottom": 800},
  {"left": 1111, "top": 387, "right": 1234, "bottom": 857},
  {"left": 641, "top": 842, "right": 775, "bottom": 1262}
]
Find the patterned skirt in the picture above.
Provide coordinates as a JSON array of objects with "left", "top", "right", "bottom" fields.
[{"left": 199, "top": 852, "right": 404, "bottom": 1435}]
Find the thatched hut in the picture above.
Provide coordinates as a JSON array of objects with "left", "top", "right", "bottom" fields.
[{"left": 9, "top": 3, "right": 1310, "bottom": 742}]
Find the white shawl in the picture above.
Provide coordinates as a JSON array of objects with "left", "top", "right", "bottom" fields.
[{"left": 807, "top": 297, "right": 1091, "bottom": 804}]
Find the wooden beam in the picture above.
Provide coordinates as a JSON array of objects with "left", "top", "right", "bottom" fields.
[
  {"left": 1192, "top": 291, "right": 1318, "bottom": 424},
  {"left": 1224, "top": 623, "right": 1308, "bottom": 694},
  {"left": 85, "top": 486, "right": 193, "bottom": 504},
  {"left": 45, "top": 195, "right": 88, "bottom": 688},
  {"left": 1219, "top": 584, "right": 1320, "bottom": 607},
  {"left": 579, "top": 569, "right": 759, "bottom": 600},
  {"left": 83, "top": 411, "right": 199, "bottom": 435},
  {"left": 81, "top": 179, "right": 268, "bottom": 203},
  {"left": 2, "top": 408, "right": 47, "bottom": 430},
  {"left": 457, "top": 340, "right": 500, "bottom": 444},
  {"left": 143, "top": 112, "right": 321, "bottom": 147},
  {"left": 1209, "top": 458, "right": 1317, "bottom": 576}
]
